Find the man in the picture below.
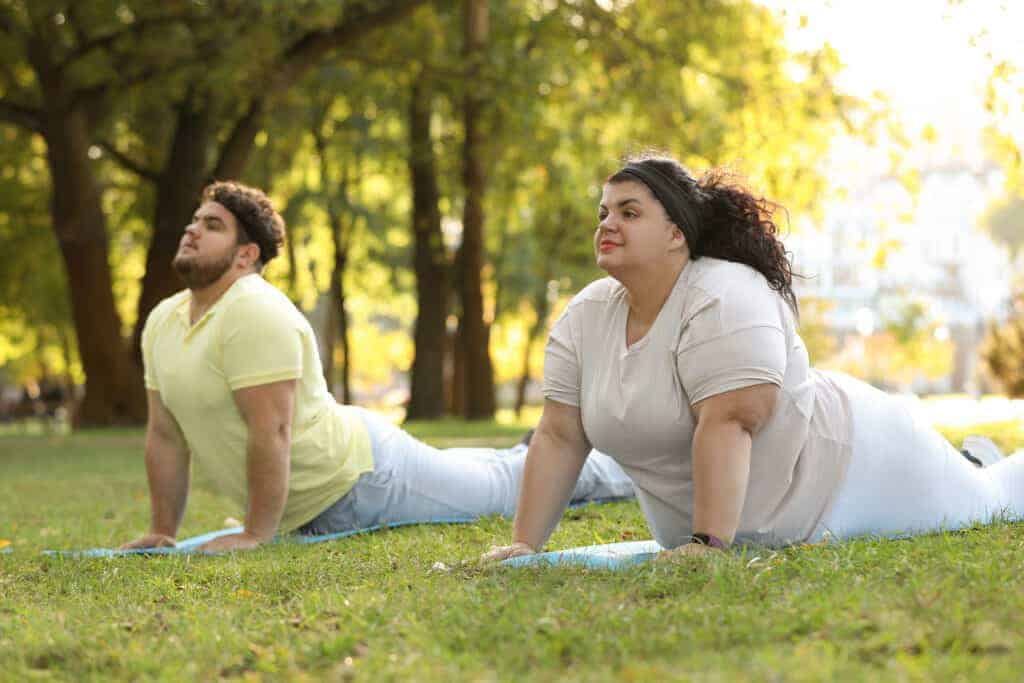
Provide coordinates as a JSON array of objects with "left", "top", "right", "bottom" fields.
[
  {"left": 122, "top": 182, "right": 634, "bottom": 553},
  {"left": 122, "top": 181, "right": 373, "bottom": 552}
]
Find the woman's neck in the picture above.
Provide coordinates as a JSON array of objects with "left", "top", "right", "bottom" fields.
[{"left": 619, "top": 255, "right": 689, "bottom": 326}]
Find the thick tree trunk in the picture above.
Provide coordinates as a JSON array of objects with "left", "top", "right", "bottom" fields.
[
  {"left": 449, "top": 322, "right": 466, "bottom": 416},
  {"left": 458, "top": 0, "right": 496, "bottom": 420},
  {"left": 42, "top": 107, "right": 146, "bottom": 426},
  {"left": 131, "top": 94, "right": 213, "bottom": 361},
  {"left": 406, "top": 80, "right": 448, "bottom": 421}
]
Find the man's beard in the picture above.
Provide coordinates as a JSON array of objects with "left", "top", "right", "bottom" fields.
[{"left": 172, "top": 250, "right": 235, "bottom": 289}]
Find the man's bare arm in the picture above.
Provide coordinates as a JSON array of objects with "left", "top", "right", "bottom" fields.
[
  {"left": 199, "top": 379, "right": 296, "bottom": 552},
  {"left": 120, "top": 391, "right": 190, "bottom": 549}
]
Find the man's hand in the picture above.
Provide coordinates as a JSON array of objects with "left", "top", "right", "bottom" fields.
[
  {"left": 198, "top": 531, "right": 267, "bottom": 554},
  {"left": 655, "top": 542, "right": 720, "bottom": 562},
  {"left": 480, "top": 542, "right": 536, "bottom": 563},
  {"left": 119, "top": 533, "right": 176, "bottom": 550}
]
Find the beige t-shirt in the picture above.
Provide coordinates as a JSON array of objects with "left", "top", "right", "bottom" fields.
[{"left": 544, "top": 257, "right": 853, "bottom": 547}]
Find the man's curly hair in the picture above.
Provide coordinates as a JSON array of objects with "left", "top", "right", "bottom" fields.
[{"left": 201, "top": 181, "right": 286, "bottom": 267}]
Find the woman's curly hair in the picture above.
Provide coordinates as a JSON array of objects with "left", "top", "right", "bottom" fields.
[
  {"left": 609, "top": 155, "right": 798, "bottom": 316},
  {"left": 201, "top": 181, "right": 286, "bottom": 267}
]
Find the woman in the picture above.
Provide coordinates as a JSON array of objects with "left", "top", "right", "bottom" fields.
[{"left": 484, "top": 154, "right": 1024, "bottom": 562}]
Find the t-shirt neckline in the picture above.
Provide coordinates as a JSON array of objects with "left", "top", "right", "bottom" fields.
[{"left": 619, "top": 260, "right": 692, "bottom": 357}]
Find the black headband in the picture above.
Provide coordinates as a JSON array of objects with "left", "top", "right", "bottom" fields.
[{"left": 618, "top": 163, "right": 703, "bottom": 249}]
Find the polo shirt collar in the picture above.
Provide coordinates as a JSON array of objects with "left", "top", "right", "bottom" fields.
[{"left": 172, "top": 273, "right": 262, "bottom": 331}]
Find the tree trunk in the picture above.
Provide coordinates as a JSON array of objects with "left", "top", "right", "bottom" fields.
[
  {"left": 458, "top": 0, "right": 496, "bottom": 420},
  {"left": 333, "top": 239, "right": 353, "bottom": 406},
  {"left": 42, "top": 106, "right": 146, "bottom": 426},
  {"left": 515, "top": 288, "right": 550, "bottom": 417},
  {"left": 324, "top": 206, "right": 353, "bottom": 406},
  {"left": 406, "top": 80, "right": 448, "bottom": 420},
  {"left": 449, "top": 321, "right": 466, "bottom": 416},
  {"left": 311, "top": 108, "right": 354, "bottom": 405},
  {"left": 131, "top": 93, "right": 214, "bottom": 362}
]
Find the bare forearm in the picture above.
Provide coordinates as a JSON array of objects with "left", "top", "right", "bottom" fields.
[
  {"left": 144, "top": 432, "right": 190, "bottom": 538},
  {"left": 244, "top": 430, "right": 290, "bottom": 541},
  {"left": 512, "top": 430, "right": 588, "bottom": 550},
  {"left": 691, "top": 419, "right": 752, "bottom": 543}
]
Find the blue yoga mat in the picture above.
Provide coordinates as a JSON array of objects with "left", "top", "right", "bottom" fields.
[
  {"left": 44, "top": 517, "right": 477, "bottom": 558},
  {"left": 47, "top": 528, "right": 664, "bottom": 569},
  {"left": 501, "top": 540, "right": 664, "bottom": 569},
  {"left": 43, "top": 496, "right": 634, "bottom": 558}
]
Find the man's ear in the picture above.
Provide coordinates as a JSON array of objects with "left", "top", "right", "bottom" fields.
[{"left": 236, "top": 243, "right": 262, "bottom": 269}]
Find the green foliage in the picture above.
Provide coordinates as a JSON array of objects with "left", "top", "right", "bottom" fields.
[
  {"left": 0, "top": 0, "right": 861, "bottom": 402},
  {"left": 2, "top": 421, "right": 1024, "bottom": 679},
  {"left": 981, "top": 294, "right": 1024, "bottom": 398},
  {"left": 983, "top": 195, "right": 1024, "bottom": 258},
  {"left": 0, "top": 125, "right": 78, "bottom": 381},
  {"left": 796, "top": 296, "right": 837, "bottom": 366}
]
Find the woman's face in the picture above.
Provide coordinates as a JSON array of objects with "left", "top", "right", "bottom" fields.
[{"left": 595, "top": 180, "right": 685, "bottom": 275}]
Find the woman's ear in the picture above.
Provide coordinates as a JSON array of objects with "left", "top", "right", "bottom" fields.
[{"left": 669, "top": 224, "right": 687, "bottom": 251}]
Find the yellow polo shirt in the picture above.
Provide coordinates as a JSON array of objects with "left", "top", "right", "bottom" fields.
[{"left": 141, "top": 274, "right": 373, "bottom": 533}]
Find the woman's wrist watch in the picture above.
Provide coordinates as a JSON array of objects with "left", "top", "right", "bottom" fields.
[{"left": 690, "top": 533, "right": 729, "bottom": 550}]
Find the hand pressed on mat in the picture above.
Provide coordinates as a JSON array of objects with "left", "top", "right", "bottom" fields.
[
  {"left": 481, "top": 542, "right": 536, "bottom": 562},
  {"left": 198, "top": 530, "right": 266, "bottom": 554},
  {"left": 655, "top": 542, "right": 720, "bottom": 562},
  {"left": 119, "top": 533, "right": 176, "bottom": 550}
]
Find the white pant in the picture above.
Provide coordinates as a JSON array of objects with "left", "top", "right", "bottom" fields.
[
  {"left": 299, "top": 407, "right": 636, "bottom": 535},
  {"left": 811, "top": 374, "right": 1024, "bottom": 542}
]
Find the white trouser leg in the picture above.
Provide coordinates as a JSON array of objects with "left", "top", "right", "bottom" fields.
[
  {"left": 316, "top": 408, "right": 634, "bottom": 532},
  {"left": 811, "top": 376, "right": 1024, "bottom": 542}
]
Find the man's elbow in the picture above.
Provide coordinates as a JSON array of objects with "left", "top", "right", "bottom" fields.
[{"left": 250, "top": 419, "right": 292, "bottom": 449}]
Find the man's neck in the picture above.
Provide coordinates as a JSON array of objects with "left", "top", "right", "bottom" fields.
[{"left": 189, "top": 270, "right": 254, "bottom": 324}]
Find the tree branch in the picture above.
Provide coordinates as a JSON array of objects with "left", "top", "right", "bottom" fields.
[
  {"left": 96, "top": 139, "right": 160, "bottom": 181},
  {"left": 0, "top": 97, "right": 42, "bottom": 133},
  {"left": 71, "top": 54, "right": 196, "bottom": 111},
  {"left": 210, "top": 98, "right": 265, "bottom": 180},
  {"left": 0, "top": 4, "right": 21, "bottom": 36},
  {"left": 209, "top": 0, "right": 434, "bottom": 181},
  {"left": 58, "top": 12, "right": 190, "bottom": 71},
  {"left": 578, "top": 3, "right": 744, "bottom": 92},
  {"left": 271, "top": 0, "right": 432, "bottom": 92}
]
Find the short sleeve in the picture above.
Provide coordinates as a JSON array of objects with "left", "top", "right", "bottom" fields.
[
  {"left": 542, "top": 308, "right": 581, "bottom": 407},
  {"left": 219, "top": 295, "right": 303, "bottom": 391},
  {"left": 141, "top": 309, "right": 160, "bottom": 392},
  {"left": 676, "top": 287, "right": 787, "bottom": 405}
]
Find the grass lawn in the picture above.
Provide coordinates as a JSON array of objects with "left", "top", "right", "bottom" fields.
[{"left": 2, "top": 420, "right": 1024, "bottom": 681}]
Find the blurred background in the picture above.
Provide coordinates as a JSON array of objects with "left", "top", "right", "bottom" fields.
[{"left": 1, "top": 0, "right": 1022, "bottom": 431}]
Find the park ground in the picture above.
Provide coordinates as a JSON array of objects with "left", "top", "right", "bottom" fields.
[{"left": 2, "top": 415, "right": 1024, "bottom": 681}]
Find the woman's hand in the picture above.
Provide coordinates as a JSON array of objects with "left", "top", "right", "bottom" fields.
[
  {"left": 198, "top": 531, "right": 266, "bottom": 554},
  {"left": 119, "top": 533, "right": 176, "bottom": 550},
  {"left": 655, "top": 542, "right": 720, "bottom": 562},
  {"left": 480, "top": 541, "right": 536, "bottom": 563}
]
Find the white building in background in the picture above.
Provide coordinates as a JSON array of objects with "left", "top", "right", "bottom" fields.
[{"left": 788, "top": 162, "right": 1012, "bottom": 394}]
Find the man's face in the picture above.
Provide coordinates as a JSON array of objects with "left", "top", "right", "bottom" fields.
[{"left": 172, "top": 201, "right": 246, "bottom": 289}]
